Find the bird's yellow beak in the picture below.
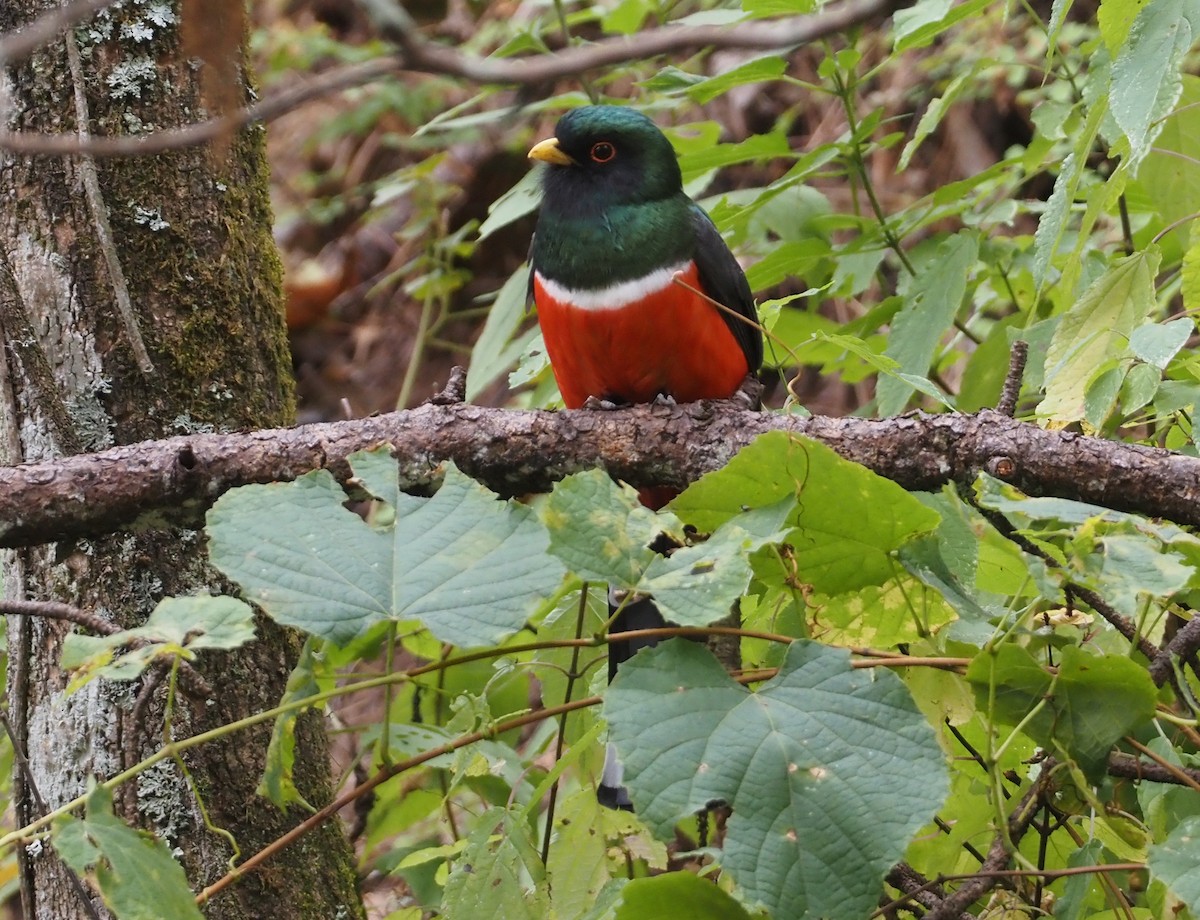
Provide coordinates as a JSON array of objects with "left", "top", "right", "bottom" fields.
[{"left": 528, "top": 137, "right": 576, "bottom": 166}]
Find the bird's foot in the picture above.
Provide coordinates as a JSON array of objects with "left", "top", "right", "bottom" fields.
[
  {"left": 731, "top": 375, "right": 763, "bottom": 410},
  {"left": 651, "top": 392, "right": 678, "bottom": 407},
  {"left": 582, "top": 395, "right": 626, "bottom": 410}
]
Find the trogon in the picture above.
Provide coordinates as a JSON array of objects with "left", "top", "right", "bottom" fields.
[{"left": 527, "top": 106, "right": 762, "bottom": 809}]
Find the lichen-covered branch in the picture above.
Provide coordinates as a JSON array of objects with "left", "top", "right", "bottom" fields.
[{"left": 3, "top": 398, "right": 1200, "bottom": 550}]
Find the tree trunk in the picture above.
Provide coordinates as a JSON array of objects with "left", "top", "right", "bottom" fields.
[{"left": 0, "top": 3, "right": 364, "bottom": 918}]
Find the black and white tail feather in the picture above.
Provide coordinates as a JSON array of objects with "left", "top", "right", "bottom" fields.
[{"left": 598, "top": 589, "right": 666, "bottom": 810}]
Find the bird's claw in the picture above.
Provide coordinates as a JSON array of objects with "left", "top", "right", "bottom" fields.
[
  {"left": 732, "top": 375, "right": 763, "bottom": 410},
  {"left": 582, "top": 395, "right": 625, "bottom": 410}
]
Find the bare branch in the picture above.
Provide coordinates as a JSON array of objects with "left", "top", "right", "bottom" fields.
[
  {"left": 0, "top": 59, "right": 400, "bottom": 156},
  {"left": 3, "top": 399, "right": 1200, "bottom": 550},
  {"left": 0, "top": 0, "right": 897, "bottom": 157},
  {"left": 361, "top": 0, "right": 901, "bottom": 83}
]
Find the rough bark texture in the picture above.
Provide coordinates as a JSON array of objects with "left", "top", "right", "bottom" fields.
[
  {"left": 0, "top": 3, "right": 362, "bottom": 918},
  {"left": 2, "top": 403, "right": 1200, "bottom": 549}
]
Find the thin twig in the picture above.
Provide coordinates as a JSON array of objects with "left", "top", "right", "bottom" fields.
[
  {"left": 996, "top": 340, "right": 1028, "bottom": 418},
  {"left": 0, "top": 599, "right": 119, "bottom": 635},
  {"left": 195, "top": 694, "right": 603, "bottom": 906},
  {"left": 540, "top": 583, "right": 591, "bottom": 866},
  {"left": 63, "top": 30, "right": 154, "bottom": 374}
]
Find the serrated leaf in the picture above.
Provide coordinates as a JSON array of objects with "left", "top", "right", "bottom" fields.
[
  {"left": 1039, "top": 249, "right": 1161, "bottom": 425},
  {"left": 615, "top": 873, "right": 752, "bottom": 920},
  {"left": 966, "top": 644, "right": 1157, "bottom": 776},
  {"left": 786, "top": 440, "right": 941, "bottom": 593},
  {"left": 1111, "top": 0, "right": 1194, "bottom": 164},
  {"left": 53, "top": 786, "right": 204, "bottom": 920},
  {"left": 546, "top": 790, "right": 613, "bottom": 920},
  {"left": 208, "top": 463, "right": 562, "bottom": 647},
  {"left": 1100, "top": 0, "right": 1146, "bottom": 52},
  {"left": 605, "top": 640, "right": 948, "bottom": 920}
]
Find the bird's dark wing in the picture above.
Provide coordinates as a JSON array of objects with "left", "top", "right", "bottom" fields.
[{"left": 689, "top": 204, "right": 763, "bottom": 372}]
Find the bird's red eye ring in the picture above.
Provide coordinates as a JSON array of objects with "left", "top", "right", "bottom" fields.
[{"left": 590, "top": 142, "right": 616, "bottom": 163}]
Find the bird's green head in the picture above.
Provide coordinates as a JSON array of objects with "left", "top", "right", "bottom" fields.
[{"left": 528, "top": 106, "right": 683, "bottom": 210}]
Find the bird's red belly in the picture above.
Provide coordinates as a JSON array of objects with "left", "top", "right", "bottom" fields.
[{"left": 534, "top": 264, "right": 750, "bottom": 409}]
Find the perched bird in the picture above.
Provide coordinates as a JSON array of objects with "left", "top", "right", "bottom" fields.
[{"left": 527, "top": 106, "right": 762, "bottom": 808}]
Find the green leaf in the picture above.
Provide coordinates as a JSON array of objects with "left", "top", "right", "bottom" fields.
[
  {"left": 1149, "top": 814, "right": 1200, "bottom": 911},
  {"left": 601, "top": 0, "right": 650, "bottom": 33},
  {"left": 965, "top": 644, "right": 1157, "bottom": 775},
  {"left": 898, "top": 66, "right": 982, "bottom": 171},
  {"left": 208, "top": 461, "right": 562, "bottom": 647},
  {"left": 1139, "top": 76, "right": 1200, "bottom": 249},
  {"left": 1039, "top": 248, "right": 1161, "bottom": 426},
  {"left": 642, "top": 522, "right": 783, "bottom": 627},
  {"left": 258, "top": 639, "right": 325, "bottom": 809},
  {"left": 677, "top": 131, "right": 790, "bottom": 182},
  {"left": 743, "top": 0, "right": 816, "bottom": 14},
  {"left": 686, "top": 56, "right": 787, "bottom": 104},
  {"left": 893, "top": 0, "right": 991, "bottom": 50},
  {"left": 1110, "top": 0, "right": 1194, "bottom": 164},
  {"left": 1083, "top": 362, "right": 1127, "bottom": 429},
  {"left": 442, "top": 812, "right": 549, "bottom": 920},
  {"left": 545, "top": 790, "right": 613, "bottom": 920},
  {"left": 1100, "top": 0, "right": 1146, "bottom": 52},
  {"left": 1184, "top": 237, "right": 1200, "bottom": 313},
  {"left": 61, "top": 594, "right": 255, "bottom": 688},
  {"left": 1033, "top": 101, "right": 1106, "bottom": 291},
  {"left": 53, "top": 786, "right": 205, "bottom": 920},
  {"left": 477, "top": 167, "right": 541, "bottom": 242},
  {"left": 542, "top": 469, "right": 668, "bottom": 589},
  {"left": 673, "top": 432, "right": 939, "bottom": 594},
  {"left": 615, "top": 873, "right": 752, "bottom": 920},
  {"left": 786, "top": 439, "right": 941, "bottom": 593},
  {"left": 1130, "top": 317, "right": 1194, "bottom": 369},
  {"left": 669, "top": 431, "right": 801, "bottom": 531},
  {"left": 467, "top": 265, "right": 535, "bottom": 401},
  {"left": 605, "top": 640, "right": 948, "bottom": 920}
]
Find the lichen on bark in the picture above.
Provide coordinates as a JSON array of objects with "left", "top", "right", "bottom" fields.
[{"left": 0, "top": 2, "right": 361, "bottom": 918}]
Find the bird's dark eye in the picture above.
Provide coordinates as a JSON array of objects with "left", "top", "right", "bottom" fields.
[{"left": 590, "top": 141, "right": 616, "bottom": 164}]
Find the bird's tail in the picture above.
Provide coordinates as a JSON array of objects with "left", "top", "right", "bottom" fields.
[{"left": 599, "top": 589, "right": 665, "bottom": 810}]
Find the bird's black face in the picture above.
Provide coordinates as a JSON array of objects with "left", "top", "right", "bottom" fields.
[{"left": 529, "top": 106, "right": 684, "bottom": 210}]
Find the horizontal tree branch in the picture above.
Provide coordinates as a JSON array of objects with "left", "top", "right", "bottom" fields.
[
  {"left": 2, "top": 397, "right": 1200, "bottom": 550},
  {"left": 0, "top": 0, "right": 897, "bottom": 156}
]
